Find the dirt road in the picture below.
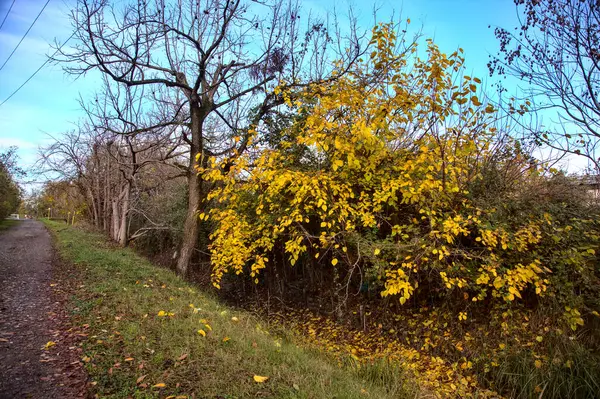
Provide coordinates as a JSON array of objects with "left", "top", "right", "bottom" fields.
[{"left": 0, "top": 220, "right": 84, "bottom": 398}]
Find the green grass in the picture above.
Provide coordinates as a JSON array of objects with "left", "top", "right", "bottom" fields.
[
  {"left": 0, "top": 218, "right": 20, "bottom": 231},
  {"left": 486, "top": 339, "right": 600, "bottom": 399},
  {"left": 45, "top": 220, "right": 416, "bottom": 399}
]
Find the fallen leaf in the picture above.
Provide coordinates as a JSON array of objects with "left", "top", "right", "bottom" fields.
[
  {"left": 178, "top": 353, "right": 188, "bottom": 361},
  {"left": 222, "top": 337, "right": 230, "bottom": 343},
  {"left": 124, "top": 357, "right": 134, "bottom": 362},
  {"left": 231, "top": 316, "right": 239, "bottom": 322},
  {"left": 136, "top": 375, "right": 147, "bottom": 384},
  {"left": 157, "top": 311, "right": 167, "bottom": 317},
  {"left": 293, "top": 383, "right": 300, "bottom": 391},
  {"left": 197, "top": 329, "right": 206, "bottom": 337},
  {"left": 253, "top": 375, "right": 269, "bottom": 383},
  {"left": 152, "top": 382, "right": 166, "bottom": 389},
  {"left": 43, "top": 341, "right": 56, "bottom": 350}
]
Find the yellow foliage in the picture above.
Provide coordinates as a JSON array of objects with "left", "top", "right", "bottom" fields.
[{"left": 203, "top": 23, "right": 560, "bottom": 313}]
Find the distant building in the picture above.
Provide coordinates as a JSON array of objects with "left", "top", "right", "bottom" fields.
[{"left": 577, "top": 175, "right": 600, "bottom": 203}]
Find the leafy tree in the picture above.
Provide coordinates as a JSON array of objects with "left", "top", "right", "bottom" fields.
[
  {"left": 203, "top": 24, "right": 599, "bottom": 322},
  {"left": 0, "top": 147, "right": 22, "bottom": 219},
  {"left": 59, "top": 0, "right": 363, "bottom": 275}
]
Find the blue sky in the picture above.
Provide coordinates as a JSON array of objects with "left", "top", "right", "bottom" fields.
[
  {"left": 0, "top": 0, "right": 102, "bottom": 184},
  {"left": 0, "top": 0, "right": 573, "bottom": 189}
]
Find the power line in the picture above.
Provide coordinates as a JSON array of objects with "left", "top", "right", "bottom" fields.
[
  {"left": 0, "top": 30, "right": 75, "bottom": 108},
  {"left": 0, "top": 0, "right": 17, "bottom": 31},
  {"left": 0, "top": 0, "right": 51, "bottom": 71}
]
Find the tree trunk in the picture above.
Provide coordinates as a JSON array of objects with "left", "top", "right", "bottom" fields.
[
  {"left": 117, "top": 180, "right": 130, "bottom": 246},
  {"left": 176, "top": 102, "right": 205, "bottom": 276},
  {"left": 111, "top": 197, "right": 120, "bottom": 241},
  {"left": 103, "top": 167, "right": 109, "bottom": 232},
  {"left": 177, "top": 168, "right": 202, "bottom": 276},
  {"left": 87, "top": 186, "right": 99, "bottom": 227}
]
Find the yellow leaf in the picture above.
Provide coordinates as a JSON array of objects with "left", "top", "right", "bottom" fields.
[
  {"left": 534, "top": 360, "right": 542, "bottom": 368},
  {"left": 231, "top": 316, "right": 239, "bottom": 322},
  {"left": 253, "top": 375, "right": 269, "bottom": 383},
  {"left": 43, "top": 341, "right": 56, "bottom": 350},
  {"left": 197, "top": 329, "right": 206, "bottom": 337},
  {"left": 331, "top": 258, "right": 338, "bottom": 266},
  {"left": 157, "top": 310, "right": 167, "bottom": 317},
  {"left": 124, "top": 357, "right": 134, "bottom": 362},
  {"left": 152, "top": 382, "right": 166, "bottom": 389},
  {"left": 535, "top": 336, "right": 543, "bottom": 342},
  {"left": 374, "top": 248, "right": 381, "bottom": 256},
  {"left": 222, "top": 337, "right": 231, "bottom": 343}
]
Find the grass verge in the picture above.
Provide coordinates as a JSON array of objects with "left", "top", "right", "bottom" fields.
[
  {"left": 0, "top": 218, "right": 20, "bottom": 232},
  {"left": 45, "top": 220, "right": 416, "bottom": 399}
]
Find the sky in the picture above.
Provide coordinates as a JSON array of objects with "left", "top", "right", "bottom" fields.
[{"left": 0, "top": 0, "right": 586, "bottom": 191}]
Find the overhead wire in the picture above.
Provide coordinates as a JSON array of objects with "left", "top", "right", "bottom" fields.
[
  {"left": 0, "top": 30, "right": 75, "bottom": 108},
  {"left": 0, "top": 0, "right": 17, "bottom": 31},
  {"left": 0, "top": 0, "right": 51, "bottom": 71}
]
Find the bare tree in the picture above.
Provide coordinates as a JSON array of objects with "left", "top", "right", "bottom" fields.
[
  {"left": 39, "top": 80, "right": 185, "bottom": 246},
  {"left": 490, "top": 0, "right": 600, "bottom": 171},
  {"left": 84, "top": 78, "right": 186, "bottom": 245},
  {"left": 58, "top": 0, "right": 363, "bottom": 275}
]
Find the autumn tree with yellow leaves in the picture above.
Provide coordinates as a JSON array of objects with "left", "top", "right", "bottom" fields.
[{"left": 202, "top": 24, "right": 600, "bottom": 326}]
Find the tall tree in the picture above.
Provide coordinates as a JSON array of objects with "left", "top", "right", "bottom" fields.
[
  {"left": 59, "top": 0, "right": 362, "bottom": 275},
  {"left": 490, "top": 0, "right": 600, "bottom": 171},
  {"left": 0, "top": 147, "right": 22, "bottom": 219}
]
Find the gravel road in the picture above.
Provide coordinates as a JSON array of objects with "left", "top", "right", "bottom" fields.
[{"left": 0, "top": 220, "right": 84, "bottom": 398}]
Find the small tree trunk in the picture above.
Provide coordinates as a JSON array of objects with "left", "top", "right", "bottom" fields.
[
  {"left": 87, "top": 186, "right": 99, "bottom": 227},
  {"left": 117, "top": 181, "right": 130, "bottom": 246},
  {"left": 111, "top": 198, "right": 120, "bottom": 241}
]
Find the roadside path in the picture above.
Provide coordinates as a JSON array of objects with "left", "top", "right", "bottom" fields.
[{"left": 0, "top": 220, "right": 85, "bottom": 398}]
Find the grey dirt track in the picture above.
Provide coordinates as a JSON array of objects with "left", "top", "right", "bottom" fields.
[{"left": 0, "top": 220, "right": 66, "bottom": 398}]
